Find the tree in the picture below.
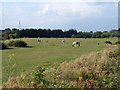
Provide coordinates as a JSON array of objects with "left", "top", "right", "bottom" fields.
[
  {"left": 77, "top": 32, "right": 84, "bottom": 38},
  {"left": 84, "top": 32, "right": 92, "bottom": 38},
  {"left": 110, "top": 30, "right": 118, "bottom": 37},
  {"left": 2, "top": 27, "right": 119, "bottom": 39},
  {"left": 71, "top": 35, "right": 76, "bottom": 38},
  {"left": 2, "top": 34, "right": 10, "bottom": 40},
  {"left": 92, "top": 31, "right": 102, "bottom": 38},
  {"left": 64, "top": 29, "right": 77, "bottom": 38},
  {"left": 101, "top": 31, "right": 110, "bottom": 38},
  {"left": 5, "top": 28, "right": 11, "bottom": 31},
  {"left": 90, "top": 31, "right": 93, "bottom": 33}
]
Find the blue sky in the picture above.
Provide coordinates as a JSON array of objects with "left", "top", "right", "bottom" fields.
[{"left": 0, "top": 0, "right": 118, "bottom": 32}]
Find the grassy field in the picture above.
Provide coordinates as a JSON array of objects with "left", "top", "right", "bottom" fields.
[
  {"left": 0, "top": 51, "right": 2, "bottom": 86},
  {"left": 2, "top": 38, "right": 117, "bottom": 82}
]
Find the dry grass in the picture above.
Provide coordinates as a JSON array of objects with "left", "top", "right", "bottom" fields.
[{"left": 44, "top": 48, "right": 119, "bottom": 88}]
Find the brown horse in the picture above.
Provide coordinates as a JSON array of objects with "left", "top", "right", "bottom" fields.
[{"left": 105, "top": 41, "right": 112, "bottom": 45}]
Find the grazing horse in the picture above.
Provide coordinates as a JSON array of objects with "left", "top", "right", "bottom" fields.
[
  {"left": 72, "top": 41, "right": 80, "bottom": 47},
  {"left": 38, "top": 39, "right": 41, "bottom": 43},
  {"left": 105, "top": 41, "right": 112, "bottom": 45},
  {"left": 62, "top": 40, "right": 65, "bottom": 44}
]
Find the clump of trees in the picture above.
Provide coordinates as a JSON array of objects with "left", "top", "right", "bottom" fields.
[
  {"left": 2, "top": 28, "right": 119, "bottom": 40},
  {"left": 0, "top": 40, "right": 27, "bottom": 50},
  {"left": 7, "top": 40, "right": 27, "bottom": 47},
  {"left": 2, "top": 28, "right": 19, "bottom": 40}
]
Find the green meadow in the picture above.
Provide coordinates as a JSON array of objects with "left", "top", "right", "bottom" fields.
[{"left": 2, "top": 38, "right": 117, "bottom": 82}]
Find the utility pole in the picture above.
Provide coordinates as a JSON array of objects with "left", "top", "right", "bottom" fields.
[
  {"left": 19, "top": 21, "right": 22, "bottom": 40},
  {"left": 19, "top": 21, "right": 21, "bottom": 30}
]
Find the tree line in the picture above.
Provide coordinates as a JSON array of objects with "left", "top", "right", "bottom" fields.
[{"left": 2, "top": 28, "right": 119, "bottom": 40}]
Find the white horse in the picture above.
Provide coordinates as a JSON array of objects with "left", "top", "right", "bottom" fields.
[{"left": 72, "top": 41, "right": 80, "bottom": 47}]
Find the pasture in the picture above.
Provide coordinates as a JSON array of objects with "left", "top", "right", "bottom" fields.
[{"left": 2, "top": 38, "right": 117, "bottom": 82}]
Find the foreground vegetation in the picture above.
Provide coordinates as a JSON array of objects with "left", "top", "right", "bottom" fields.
[{"left": 3, "top": 46, "right": 119, "bottom": 88}]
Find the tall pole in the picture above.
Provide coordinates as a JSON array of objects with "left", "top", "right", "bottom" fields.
[
  {"left": 19, "top": 21, "right": 21, "bottom": 30},
  {"left": 19, "top": 21, "right": 21, "bottom": 40}
]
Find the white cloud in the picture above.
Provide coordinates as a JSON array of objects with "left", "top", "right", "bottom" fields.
[
  {"left": 42, "top": 4, "right": 50, "bottom": 14},
  {"left": 36, "top": 4, "right": 50, "bottom": 16},
  {"left": 36, "top": 2, "right": 103, "bottom": 19},
  {"left": 33, "top": 1, "right": 104, "bottom": 27},
  {"left": 52, "top": 7, "right": 55, "bottom": 10},
  {"left": 71, "top": 2, "right": 102, "bottom": 18}
]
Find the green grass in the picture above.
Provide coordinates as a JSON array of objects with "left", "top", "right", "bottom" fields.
[
  {"left": 2, "top": 38, "right": 117, "bottom": 82},
  {"left": 0, "top": 51, "right": 2, "bottom": 86}
]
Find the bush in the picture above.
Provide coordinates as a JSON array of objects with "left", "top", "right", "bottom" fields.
[
  {"left": 8, "top": 40, "right": 27, "bottom": 47},
  {"left": 32, "top": 66, "right": 45, "bottom": 84},
  {"left": 3, "top": 66, "right": 46, "bottom": 88},
  {"left": 2, "top": 43, "right": 7, "bottom": 49},
  {"left": 44, "top": 49, "right": 119, "bottom": 88},
  {"left": 0, "top": 42, "right": 7, "bottom": 49},
  {"left": 114, "top": 41, "right": 120, "bottom": 45},
  {"left": 7, "top": 40, "right": 15, "bottom": 47},
  {"left": 14, "top": 40, "right": 27, "bottom": 47}
]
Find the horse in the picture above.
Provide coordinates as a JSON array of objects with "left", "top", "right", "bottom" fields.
[
  {"left": 38, "top": 39, "right": 41, "bottom": 43},
  {"left": 105, "top": 41, "right": 112, "bottom": 45},
  {"left": 62, "top": 40, "right": 65, "bottom": 44},
  {"left": 72, "top": 41, "right": 80, "bottom": 47}
]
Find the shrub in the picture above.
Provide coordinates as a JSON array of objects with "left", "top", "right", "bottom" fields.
[
  {"left": 8, "top": 40, "right": 27, "bottom": 47},
  {"left": 32, "top": 66, "right": 45, "bottom": 84},
  {"left": 3, "top": 66, "right": 46, "bottom": 88},
  {"left": 3, "top": 72, "right": 34, "bottom": 88},
  {"left": 44, "top": 49, "right": 119, "bottom": 88},
  {"left": 114, "top": 41, "right": 120, "bottom": 45},
  {"left": 2, "top": 43, "right": 7, "bottom": 49},
  {"left": 0, "top": 42, "right": 7, "bottom": 49},
  {"left": 7, "top": 40, "right": 15, "bottom": 47},
  {"left": 14, "top": 40, "right": 27, "bottom": 47}
]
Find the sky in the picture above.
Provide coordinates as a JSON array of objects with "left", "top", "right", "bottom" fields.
[{"left": 0, "top": 0, "right": 119, "bottom": 32}]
